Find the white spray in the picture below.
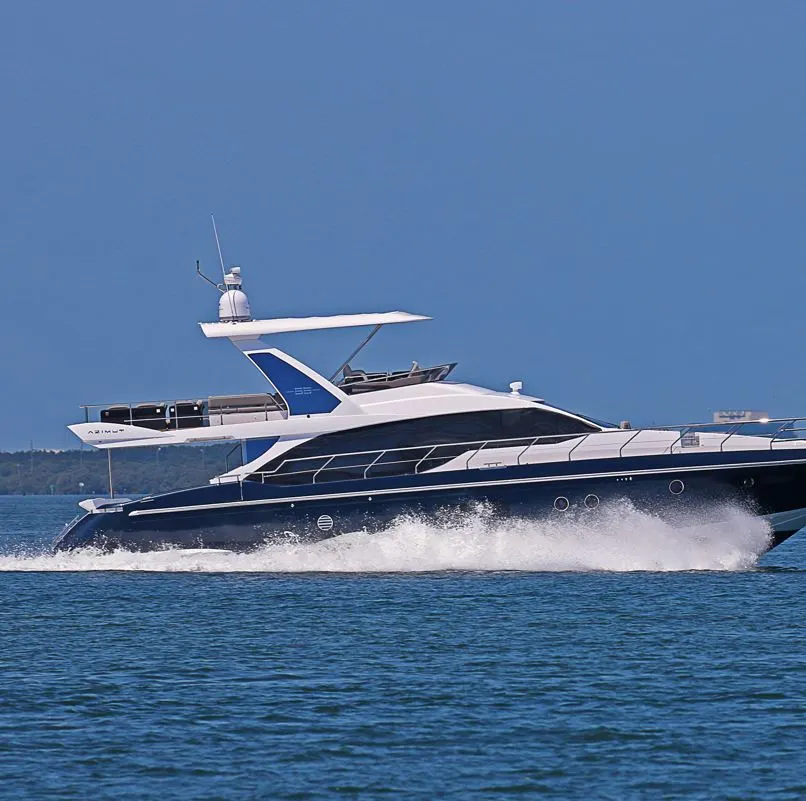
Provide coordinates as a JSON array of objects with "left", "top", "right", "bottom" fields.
[{"left": 0, "top": 501, "right": 771, "bottom": 573}]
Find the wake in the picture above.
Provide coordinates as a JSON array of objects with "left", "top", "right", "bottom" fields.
[{"left": 0, "top": 501, "right": 771, "bottom": 573}]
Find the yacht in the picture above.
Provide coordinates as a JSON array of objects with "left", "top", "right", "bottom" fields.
[{"left": 55, "top": 264, "right": 806, "bottom": 553}]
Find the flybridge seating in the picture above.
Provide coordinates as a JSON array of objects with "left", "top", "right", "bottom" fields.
[
  {"left": 88, "top": 392, "right": 289, "bottom": 431},
  {"left": 208, "top": 393, "right": 287, "bottom": 425},
  {"left": 338, "top": 361, "right": 458, "bottom": 394}
]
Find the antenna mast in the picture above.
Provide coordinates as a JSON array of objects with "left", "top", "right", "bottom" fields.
[
  {"left": 211, "top": 214, "right": 237, "bottom": 320},
  {"left": 211, "top": 214, "right": 227, "bottom": 280}
]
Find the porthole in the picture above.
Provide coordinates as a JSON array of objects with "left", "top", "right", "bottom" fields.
[
  {"left": 669, "top": 479, "right": 685, "bottom": 496},
  {"left": 741, "top": 477, "right": 755, "bottom": 489},
  {"left": 584, "top": 494, "right": 600, "bottom": 510},
  {"left": 554, "top": 496, "right": 570, "bottom": 512}
]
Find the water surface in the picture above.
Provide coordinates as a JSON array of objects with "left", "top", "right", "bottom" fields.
[{"left": 1, "top": 496, "right": 805, "bottom": 799}]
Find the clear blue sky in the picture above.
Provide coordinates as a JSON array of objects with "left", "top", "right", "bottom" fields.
[{"left": 2, "top": 2, "right": 805, "bottom": 451}]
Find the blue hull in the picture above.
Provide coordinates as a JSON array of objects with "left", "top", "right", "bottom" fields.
[{"left": 54, "top": 449, "right": 806, "bottom": 552}]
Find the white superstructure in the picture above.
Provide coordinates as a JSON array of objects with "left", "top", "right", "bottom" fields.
[{"left": 69, "top": 266, "right": 800, "bottom": 487}]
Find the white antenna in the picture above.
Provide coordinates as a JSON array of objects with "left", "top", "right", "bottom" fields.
[
  {"left": 211, "top": 214, "right": 237, "bottom": 321},
  {"left": 211, "top": 214, "right": 227, "bottom": 281}
]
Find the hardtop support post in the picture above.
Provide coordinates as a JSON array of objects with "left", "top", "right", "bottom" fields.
[{"left": 329, "top": 324, "right": 383, "bottom": 383}]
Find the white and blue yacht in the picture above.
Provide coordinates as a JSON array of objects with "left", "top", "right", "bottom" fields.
[{"left": 56, "top": 265, "right": 806, "bottom": 552}]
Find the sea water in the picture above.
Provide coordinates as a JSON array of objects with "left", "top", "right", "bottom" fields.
[{"left": 1, "top": 496, "right": 805, "bottom": 799}]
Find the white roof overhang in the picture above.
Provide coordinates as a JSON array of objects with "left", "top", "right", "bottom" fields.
[{"left": 200, "top": 311, "right": 430, "bottom": 340}]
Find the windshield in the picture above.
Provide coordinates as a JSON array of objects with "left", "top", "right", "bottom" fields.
[{"left": 559, "top": 410, "right": 618, "bottom": 429}]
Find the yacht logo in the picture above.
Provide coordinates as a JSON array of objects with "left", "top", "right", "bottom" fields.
[
  {"left": 316, "top": 515, "right": 334, "bottom": 531},
  {"left": 88, "top": 428, "right": 125, "bottom": 435}
]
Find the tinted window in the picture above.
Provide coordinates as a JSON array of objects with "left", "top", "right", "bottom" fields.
[{"left": 250, "top": 408, "right": 598, "bottom": 484}]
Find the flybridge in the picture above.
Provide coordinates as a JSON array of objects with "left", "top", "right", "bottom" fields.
[{"left": 70, "top": 262, "right": 455, "bottom": 449}]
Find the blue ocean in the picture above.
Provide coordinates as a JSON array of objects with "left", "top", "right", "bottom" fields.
[{"left": 1, "top": 495, "right": 805, "bottom": 799}]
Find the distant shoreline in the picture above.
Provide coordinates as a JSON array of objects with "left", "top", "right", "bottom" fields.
[{"left": 0, "top": 445, "right": 236, "bottom": 496}]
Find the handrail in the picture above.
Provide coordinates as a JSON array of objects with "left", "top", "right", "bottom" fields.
[
  {"left": 78, "top": 390, "right": 285, "bottom": 410},
  {"left": 618, "top": 429, "right": 642, "bottom": 457},
  {"left": 248, "top": 416, "right": 806, "bottom": 487},
  {"left": 718, "top": 423, "right": 742, "bottom": 453},
  {"left": 567, "top": 433, "right": 591, "bottom": 461},
  {"left": 668, "top": 426, "right": 691, "bottom": 455},
  {"left": 312, "top": 455, "right": 336, "bottom": 484},
  {"left": 77, "top": 392, "right": 289, "bottom": 431},
  {"left": 516, "top": 437, "right": 540, "bottom": 466},
  {"left": 466, "top": 441, "right": 489, "bottom": 469},
  {"left": 768, "top": 420, "right": 795, "bottom": 451},
  {"left": 363, "top": 451, "right": 386, "bottom": 479},
  {"left": 415, "top": 446, "right": 437, "bottom": 474}
]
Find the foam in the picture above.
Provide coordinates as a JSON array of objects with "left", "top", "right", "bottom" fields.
[{"left": 0, "top": 501, "right": 770, "bottom": 572}]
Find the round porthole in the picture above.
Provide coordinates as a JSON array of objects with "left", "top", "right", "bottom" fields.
[
  {"left": 554, "top": 496, "right": 570, "bottom": 512},
  {"left": 584, "top": 494, "right": 600, "bottom": 510},
  {"left": 741, "top": 477, "right": 755, "bottom": 489},
  {"left": 669, "top": 479, "right": 685, "bottom": 495}
]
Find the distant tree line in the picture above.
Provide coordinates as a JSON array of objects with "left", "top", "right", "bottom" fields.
[{"left": 0, "top": 445, "right": 241, "bottom": 496}]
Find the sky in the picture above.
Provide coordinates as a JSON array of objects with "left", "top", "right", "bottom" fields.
[{"left": 1, "top": 1, "right": 805, "bottom": 450}]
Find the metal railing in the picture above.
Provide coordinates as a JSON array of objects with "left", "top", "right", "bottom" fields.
[
  {"left": 247, "top": 417, "right": 806, "bottom": 487},
  {"left": 78, "top": 392, "right": 288, "bottom": 431},
  {"left": 667, "top": 418, "right": 806, "bottom": 452}
]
